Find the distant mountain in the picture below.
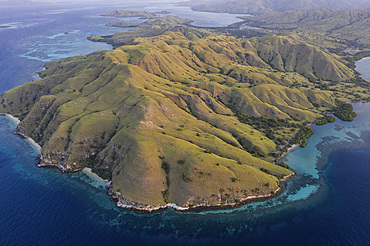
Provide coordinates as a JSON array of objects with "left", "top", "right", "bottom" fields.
[
  {"left": 183, "top": 0, "right": 370, "bottom": 14},
  {"left": 240, "top": 8, "right": 370, "bottom": 50}
]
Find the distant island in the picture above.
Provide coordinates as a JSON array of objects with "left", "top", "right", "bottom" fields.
[
  {"left": 0, "top": 6, "right": 368, "bottom": 212},
  {"left": 106, "top": 21, "right": 138, "bottom": 28},
  {"left": 182, "top": 0, "right": 370, "bottom": 14},
  {"left": 101, "top": 9, "right": 171, "bottom": 19}
]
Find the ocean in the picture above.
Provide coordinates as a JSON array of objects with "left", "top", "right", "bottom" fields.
[{"left": 0, "top": 2, "right": 369, "bottom": 245}]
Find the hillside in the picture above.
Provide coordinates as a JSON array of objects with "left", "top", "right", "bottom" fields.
[
  {"left": 183, "top": 0, "right": 370, "bottom": 15},
  {"left": 0, "top": 17, "right": 367, "bottom": 211},
  {"left": 240, "top": 8, "right": 370, "bottom": 50},
  {"left": 101, "top": 10, "right": 157, "bottom": 18},
  {"left": 88, "top": 17, "right": 199, "bottom": 47}
]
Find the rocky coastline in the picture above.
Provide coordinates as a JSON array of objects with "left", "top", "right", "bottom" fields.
[
  {"left": 109, "top": 172, "right": 296, "bottom": 213},
  {"left": 1, "top": 112, "right": 296, "bottom": 213},
  {"left": 1, "top": 114, "right": 41, "bottom": 153}
]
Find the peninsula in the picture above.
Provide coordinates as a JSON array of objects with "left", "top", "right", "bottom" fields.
[{"left": 0, "top": 10, "right": 368, "bottom": 211}]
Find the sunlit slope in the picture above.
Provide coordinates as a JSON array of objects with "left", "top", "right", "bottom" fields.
[
  {"left": 0, "top": 32, "right": 354, "bottom": 207},
  {"left": 240, "top": 8, "right": 370, "bottom": 49}
]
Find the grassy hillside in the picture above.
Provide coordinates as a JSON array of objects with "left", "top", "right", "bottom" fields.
[
  {"left": 240, "top": 8, "right": 370, "bottom": 50},
  {"left": 183, "top": 0, "right": 370, "bottom": 15},
  {"left": 0, "top": 17, "right": 367, "bottom": 210}
]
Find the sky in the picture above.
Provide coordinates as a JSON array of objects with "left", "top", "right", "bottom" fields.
[{"left": 0, "top": 0, "right": 182, "bottom": 4}]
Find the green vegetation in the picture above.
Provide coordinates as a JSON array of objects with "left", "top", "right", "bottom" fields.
[
  {"left": 315, "top": 115, "right": 336, "bottom": 125},
  {"left": 334, "top": 103, "right": 357, "bottom": 121},
  {"left": 276, "top": 161, "right": 289, "bottom": 169},
  {"left": 162, "top": 189, "right": 169, "bottom": 203},
  {"left": 260, "top": 168, "right": 272, "bottom": 175},
  {"left": 294, "top": 127, "right": 314, "bottom": 148},
  {"left": 91, "top": 168, "right": 112, "bottom": 180},
  {"left": 183, "top": 173, "right": 192, "bottom": 182},
  {"left": 162, "top": 161, "right": 170, "bottom": 174}
]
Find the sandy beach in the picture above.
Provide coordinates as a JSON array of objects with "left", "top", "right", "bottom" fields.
[
  {"left": 279, "top": 144, "right": 299, "bottom": 160},
  {"left": 82, "top": 167, "right": 111, "bottom": 186},
  {"left": 1, "top": 113, "right": 20, "bottom": 125},
  {"left": 25, "top": 137, "right": 42, "bottom": 153},
  {"left": 1, "top": 113, "right": 42, "bottom": 153}
]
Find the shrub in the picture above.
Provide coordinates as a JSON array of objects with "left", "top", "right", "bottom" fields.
[
  {"left": 277, "top": 161, "right": 290, "bottom": 169},
  {"left": 326, "top": 115, "right": 335, "bottom": 123},
  {"left": 260, "top": 168, "right": 272, "bottom": 175},
  {"left": 161, "top": 161, "right": 170, "bottom": 174},
  {"left": 205, "top": 149, "right": 212, "bottom": 154},
  {"left": 162, "top": 189, "right": 169, "bottom": 202},
  {"left": 183, "top": 173, "right": 192, "bottom": 182}
]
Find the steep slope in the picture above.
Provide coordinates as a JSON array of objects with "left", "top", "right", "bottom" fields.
[{"left": 0, "top": 31, "right": 357, "bottom": 210}]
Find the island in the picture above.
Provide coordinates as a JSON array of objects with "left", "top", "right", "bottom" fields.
[
  {"left": 102, "top": 10, "right": 160, "bottom": 19},
  {"left": 106, "top": 21, "right": 138, "bottom": 28},
  {"left": 0, "top": 8, "right": 368, "bottom": 211}
]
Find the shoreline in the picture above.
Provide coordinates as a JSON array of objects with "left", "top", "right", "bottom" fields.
[
  {"left": 279, "top": 144, "right": 299, "bottom": 160},
  {"left": 82, "top": 167, "right": 111, "bottom": 186},
  {"left": 111, "top": 172, "right": 296, "bottom": 213},
  {"left": 0, "top": 114, "right": 42, "bottom": 154},
  {"left": 1, "top": 113, "right": 296, "bottom": 213},
  {"left": 1, "top": 113, "right": 20, "bottom": 125},
  {"left": 16, "top": 132, "right": 42, "bottom": 154}
]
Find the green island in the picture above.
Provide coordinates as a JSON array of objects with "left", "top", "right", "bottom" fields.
[
  {"left": 106, "top": 21, "right": 138, "bottom": 28},
  {"left": 0, "top": 6, "right": 369, "bottom": 211},
  {"left": 101, "top": 9, "right": 166, "bottom": 19}
]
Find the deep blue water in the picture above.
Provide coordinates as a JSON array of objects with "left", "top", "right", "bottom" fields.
[{"left": 0, "top": 2, "right": 369, "bottom": 246}]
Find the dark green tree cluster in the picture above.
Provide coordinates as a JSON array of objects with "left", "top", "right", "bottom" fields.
[
  {"left": 290, "top": 126, "right": 314, "bottom": 148},
  {"left": 315, "top": 115, "right": 336, "bottom": 125},
  {"left": 333, "top": 103, "right": 357, "bottom": 121},
  {"left": 91, "top": 168, "right": 112, "bottom": 180},
  {"left": 276, "top": 161, "right": 290, "bottom": 169}
]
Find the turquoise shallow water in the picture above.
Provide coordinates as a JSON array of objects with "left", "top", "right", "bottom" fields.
[
  {"left": 0, "top": 2, "right": 369, "bottom": 245},
  {"left": 356, "top": 57, "right": 370, "bottom": 81}
]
